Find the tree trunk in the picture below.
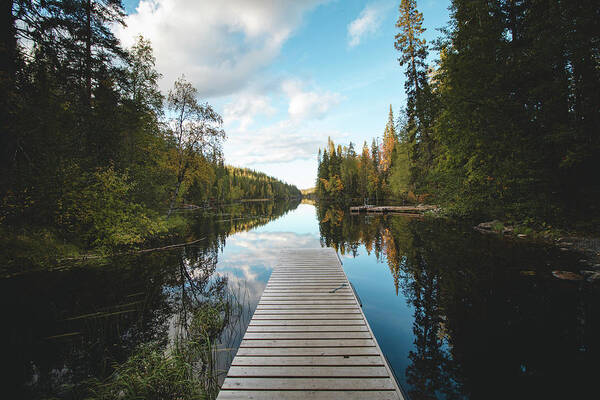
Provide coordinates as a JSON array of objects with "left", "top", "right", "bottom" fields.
[
  {"left": 0, "top": 0, "right": 15, "bottom": 78},
  {"left": 85, "top": 0, "right": 92, "bottom": 107},
  {"left": 0, "top": 0, "right": 16, "bottom": 170},
  {"left": 167, "top": 177, "right": 184, "bottom": 219}
]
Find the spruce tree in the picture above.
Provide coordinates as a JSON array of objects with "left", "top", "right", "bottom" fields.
[
  {"left": 381, "top": 105, "right": 397, "bottom": 175},
  {"left": 395, "top": 0, "right": 437, "bottom": 187}
]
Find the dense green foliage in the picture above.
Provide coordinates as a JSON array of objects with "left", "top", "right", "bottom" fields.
[
  {"left": 0, "top": 1, "right": 299, "bottom": 254},
  {"left": 317, "top": 0, "right": 600, "bottom": 229},
  {"left": 202, "top": 165, "right": 301, "bottom": 204}
]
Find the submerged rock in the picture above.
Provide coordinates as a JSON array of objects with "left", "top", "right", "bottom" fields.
[
  {"left": 476, "top": 220, "right": 501, "bottom": 230},
  {"left": 580, "top": 270, "right": 600, "bottom": 283},
  {"left": 520, "top": 270, "right": 536, "bottom": 276},
  {"left": 474, "top": 220, "right": 514, "bottom": 235},
  {"left": 552, "top": 270, "right": 583, "bottom": 281}
]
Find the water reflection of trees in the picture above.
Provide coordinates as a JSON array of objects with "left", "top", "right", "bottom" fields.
[
  {"left": 316, "top": 202, "right": 598, "bottom": 400},
  {"left": 195, "top": 199, "right": 301, "bottom": 250},
  {"left": 2, "top": 200, "right": 298, "bottom": 399},
  {"left": 317, "top": 203, "right": 460, "bottom": 398}
]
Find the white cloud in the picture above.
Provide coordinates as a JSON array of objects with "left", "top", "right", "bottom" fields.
[
  {"left": 221, "top": 78, "right": 344, "bottom": 171},
  {"left": 226, "top": 121, "right": 321, "bottom": 164},
  {"left": 224, "top": 118, "right": 347, "bottom": 167},
  {"left": 347, "top": 3, "right": 384, "bottom": 47},
  {"left": 224, "top": 94, "right": 275, "bottom": 131},
  {"left": 114, "top": 0, "right": 326, "bottom": 97},
  {"left": 282, "top": 80, "right": 342, "bottom": 120}
]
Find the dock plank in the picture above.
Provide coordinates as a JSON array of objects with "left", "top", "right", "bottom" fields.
[
  {"left": 231, "top": 355, "right": 384, "bottom": 366},
  {"left": 246, "top": 325, "right": 369, "bottom": 332},
  {"left": 218, "top": 391, "right": 400, "bottom": 400},
  {"left": 216, "top": 248, "right": 404, "bottom": 400},
  {"left": 243, "top": 332, "right": 371, "bottom": 339},
  {"left": 248, "top": 319, "right": 366, "bottom": 326},
  {"left": 221, "top": 377, "right": 395, "bottom": 390},
  {"left": 226, "top": 366, "right": 389, "bottom": 377},
  {"left": 235, "top": 347, "right": 381, "bottom": 356}
]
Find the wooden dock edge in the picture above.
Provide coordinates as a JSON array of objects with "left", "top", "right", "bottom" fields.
[
  {"left": 349, "top": 205, "right": 437, "bottom": 214},
  {"left": 335, "top": 249, "right": 406, "bottom": 399}
]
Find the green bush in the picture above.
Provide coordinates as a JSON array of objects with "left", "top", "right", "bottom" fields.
[
  {"left": 58, "top": 166, "right": 168, "bottom": 250},
  {"left": 88, "top": 342, "right": 207, "bottom": 400}
]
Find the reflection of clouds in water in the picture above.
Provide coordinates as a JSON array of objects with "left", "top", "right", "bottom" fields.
[
  {"left": 217, "top": 270, "right": 265, "bottom": 311},
  {"left": 230, "top": 230, "right": 321, "bottom": 250},
  {"left": 214, "top": 229, "right": 322, "bottom": 375},
  {"left": 216, "top": 230, "right": 321, "bottom": 308},
  {"left": 211, "top": 206, "right": 325, "bottom": 383}
]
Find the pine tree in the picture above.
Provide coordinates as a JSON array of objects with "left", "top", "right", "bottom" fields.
[
  {"left": 347, "top": 141, "right": 356, "bottom": 158},
  {"left": 395, "top": 0, "right": 435, "bottom": 184},
  {"left": 395, "top": 0, "right": 427, "bottom": 130}
]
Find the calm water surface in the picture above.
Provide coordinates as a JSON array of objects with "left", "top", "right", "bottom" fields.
[{"left": 3, "top": 200, "right": 598, "bottom": 399}]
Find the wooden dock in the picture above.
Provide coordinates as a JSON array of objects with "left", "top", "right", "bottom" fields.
[
  {"left": 350, "top": 205, "right": 437, "bottom": 214},
  {"left": 217, "top": 248, "right": 404, "bottom": 400}
]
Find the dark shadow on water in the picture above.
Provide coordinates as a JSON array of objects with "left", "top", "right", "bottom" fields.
[{"left": 0, "top": 199, "right": 300, "bottom": 399}]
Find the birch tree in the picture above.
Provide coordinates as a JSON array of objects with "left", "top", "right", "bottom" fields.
[{"left": 166, "top": 76, "right": 225, "bottom": 217}]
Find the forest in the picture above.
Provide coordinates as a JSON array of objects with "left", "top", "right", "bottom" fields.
[
  {"left": 0, "top": 1, "right": 300, "bottom": 261},
  {"left": 317, "top": 0, "right": 600, "bottom": 231}
]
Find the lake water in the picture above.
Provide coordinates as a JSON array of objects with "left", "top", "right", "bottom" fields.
[{"left": 3, "top": 200, "right": 598, "bottom": 399}]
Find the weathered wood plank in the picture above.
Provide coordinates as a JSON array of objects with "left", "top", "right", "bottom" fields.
[
  {"left": 260, "top": 294, "right": 354, "bottom": 298},
  {"left": 262, "top": 289, "right": 352, "bottom": 293},
  {"left": 271, "top": 269, "right": 343, "bottom": 272},
  {"left": 261, "top": 292, "right": 353, "bottom": 296},
  {"left": 272, "top": 268, "right": 341, "bottom": 271},
  {"left": 227, "top": 366, "right": 388, "bottom": 378},
  {"left": 243, "top": 332, "right": 371, "bottom": 340},
  {"left": 217, "top": 391, "right": 399, "bottom": 400},
  {"left": 246, "top": 325, "right": 369, "bottom": 332},
  {"left": 258, "top": 301, "right": 356, "bottom": 305},
  {"left": 260, "top": 297, "right": 354, "bottom": 300},
  {"left": 272, "top": 270, "right": 341, "bottom": 272},
  {"left": 251, "top": 314, "right": 363, "bottom": 320},
  {"left": 266, "top": 284, "right": 348, "bottom": 288},
  {"left": 270, "top": 272, "right": 345, "bottom": 275},
  {"left": 256, "top": 304, "right": 358, "bottom": 309},
  {"left": 263, "top": 287, "right": 351, "bottom": 290},
  {"left": 267, "top": 277, "right": 346, "bottom": 279},
  {"left": 231, "top": 355, "right": 384, "bottom": 366},
  {"left": 240, "top": 339, "right": 375, "bottom": 347},
  {"left": 234, "top": 347, "right": 381, "bottom": 356},
  {"left": 268, "top": 277, "right": 346, "bottom": 280},
  {"left": 259, "top": 296, "right": 354, "bottom": 299},
  {"left": 249, "top": 319, "right": 365, "bottom": 326},
  {"left": 253, "top": 310, "right": 361, "bottom": 315},
  {"left": 270, "top": 274, "right": 344, "bottom": 276},
  {"left": 270, "top": 271, "right": 344, "bottom": 273},
  {"left": 262, "top": 290, "right": 349, "bottom": 294},
  {"left": 268, "top": 279, "right": 346, "bottom": 282},
  {"left": 221, "top": 377, "right": 395, "bottom": 390},
  {"left": 260, "top": 299, "right": 358, "bottom": 308}
]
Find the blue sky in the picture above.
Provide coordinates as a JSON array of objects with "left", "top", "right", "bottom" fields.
[{"left": 118, "top": 0, "right": 451, "bottom": 188}]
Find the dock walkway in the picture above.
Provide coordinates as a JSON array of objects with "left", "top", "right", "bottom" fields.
[
  {"left": 217, "top": 248, "right": 404, "bottom": 400},
  {"left": 349, "top": 205, "right": 437, "bottom": 214}
]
